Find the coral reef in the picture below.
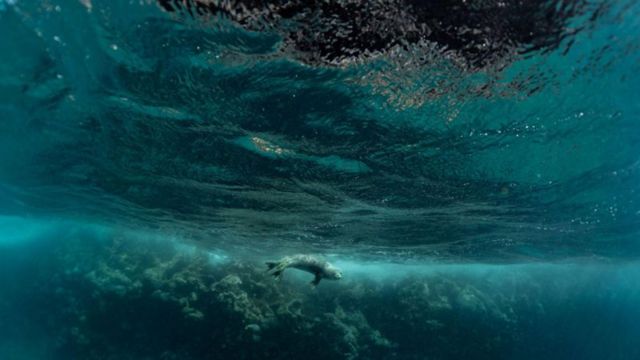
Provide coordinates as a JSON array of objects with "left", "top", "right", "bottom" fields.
[{"left": 1, "top": 234, "right": 640, "bottom": 360}]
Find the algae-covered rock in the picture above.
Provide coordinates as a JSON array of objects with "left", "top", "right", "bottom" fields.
[
  {"left": 5, "top": 232, "right": 637, "bottom": 360},
  {"left": 212, "top": 274, "right": 270, "bottom": 324}
]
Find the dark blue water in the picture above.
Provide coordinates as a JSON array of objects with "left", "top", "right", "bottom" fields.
[{"left": 1, "top": 0, "right": 639, "bottom": 359}]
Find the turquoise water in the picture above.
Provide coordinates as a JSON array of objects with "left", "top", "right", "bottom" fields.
[{"left": 1, "top": 0, "right": 639, "bottom": 359}]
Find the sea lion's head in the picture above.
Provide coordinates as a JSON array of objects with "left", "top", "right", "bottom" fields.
[{"left": 325, "top": 265, "right": 343, "bottom": 280}]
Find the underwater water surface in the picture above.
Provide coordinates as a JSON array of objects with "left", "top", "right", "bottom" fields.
[{"left": 1, "top": 0, "right": 639, "bottom": 359}]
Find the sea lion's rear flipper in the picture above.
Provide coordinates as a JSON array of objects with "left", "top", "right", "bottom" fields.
[
  {"left": 266, "top": 261, "right": 285, "bottom": 280},
  {"left": 310, "top": 273, "right": 322, "bottom": 286},
  {"left": 272, "top": 269, "right": 284, "bottom": 280}
]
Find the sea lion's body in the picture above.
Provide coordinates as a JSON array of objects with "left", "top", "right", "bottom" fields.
[{"left": 266, "top": 255, "right": 342, "bottom": 286}]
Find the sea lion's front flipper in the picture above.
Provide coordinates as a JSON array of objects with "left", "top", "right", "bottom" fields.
[{"left": 310, "top": 273, "right": 322, "bottom": 286}]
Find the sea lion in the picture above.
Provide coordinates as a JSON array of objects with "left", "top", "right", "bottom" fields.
[{"left": 266, "top": 254, "right": 342, "bottom": 286}]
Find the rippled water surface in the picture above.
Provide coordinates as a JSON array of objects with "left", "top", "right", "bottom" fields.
[{"left": 2, "top": 0, "right": 639, "bottom": 261}]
